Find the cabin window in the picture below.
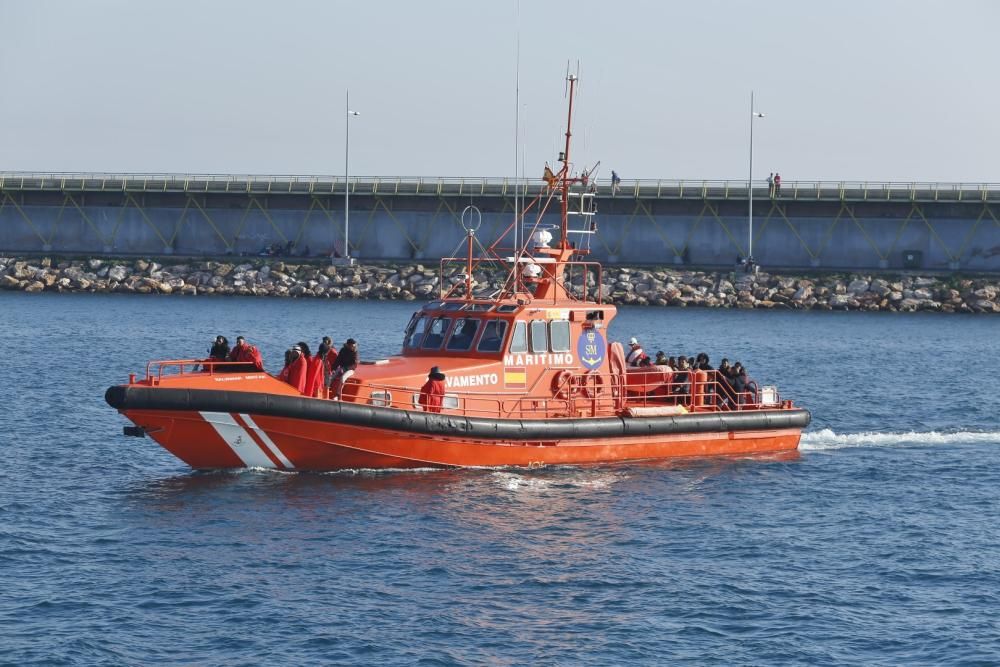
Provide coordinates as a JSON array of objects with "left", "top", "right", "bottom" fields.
[
  {"left": 550, "top": 320, "right": 571, "bottom": 352},
  {"left": 446, "top": 318, "right": 480, "bottom": 351},
  {"left": 530, "top": 320, "right": 548, "bottom": 353},
  {"left": 405, "top": 315, "right": 428, "bottom": 348},
  {"left": 509, "top": 321, "right": 528, "bottom": 353},
  {"left": 422, "top": 317, "right": 451, "bottom": 350},
  {"left": 477, "top": 320, "right": 508, "bottom": 353}
]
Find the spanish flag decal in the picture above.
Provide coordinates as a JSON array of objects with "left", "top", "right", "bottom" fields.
[{"left": 504, "top": 368, "right": 527, "bottom": 389}]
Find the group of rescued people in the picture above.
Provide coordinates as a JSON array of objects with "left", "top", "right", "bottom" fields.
[
  {"left": 625, "top": 337, "right": 755, "bottom": 408},
  {"left": 198, "top": 329, "right": 451, "bottom": 418},
  {"left": 200, "top": 334, "right": 357, "bottom": 399},
  {"left": 202, "top": 335, "right": 265, "bottom": 372},
  {"left": 277, "top": 337, "right": 358, "bottom": 400},
  {"left": 200, "top": 333, "right": 449, "bottom": 411}
]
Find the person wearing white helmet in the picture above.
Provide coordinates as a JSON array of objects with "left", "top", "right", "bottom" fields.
[{"left": 626, "top": 337, "right": 645, "bottom": 367}]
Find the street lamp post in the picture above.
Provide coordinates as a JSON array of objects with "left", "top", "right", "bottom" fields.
[
  {"left": 748, "top": 91, "right": 764, "bottom": 268},
  {"left": 342, "top": 90, "right": 360, "bottom": 264}
]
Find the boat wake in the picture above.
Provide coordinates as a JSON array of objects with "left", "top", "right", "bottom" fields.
[
  {"left": 800, "top": 428, "right": 1000, "bottom": 451},
  {"left": 492, "top": 470, "right": 627, "bottom": 491}
]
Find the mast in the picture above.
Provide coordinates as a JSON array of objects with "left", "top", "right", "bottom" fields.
[
  {"left": 528, "top": 73, "right": 581, "bottom": 303},
  {"left": 560, "top": 74, "right": 577, "bottom": 249}
]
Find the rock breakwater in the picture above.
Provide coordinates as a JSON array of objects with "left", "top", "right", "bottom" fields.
[{"left": 2, "top": 256, "right": 998, "bottom": 313}]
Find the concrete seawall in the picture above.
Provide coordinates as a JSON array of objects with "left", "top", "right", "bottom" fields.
[
  {"left": 3, "top": 256, "right": 998, "bottom": 314},
  {"left": 3, "top": 174, "right": 999, "bottom": 272}
]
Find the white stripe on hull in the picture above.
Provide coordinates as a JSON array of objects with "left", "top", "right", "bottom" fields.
[
  {"left": 199, "top": 411, "right": 276, "bottom": 469},
  {"left": 239, "top": 413, "right": 295, "bottom": 469}
]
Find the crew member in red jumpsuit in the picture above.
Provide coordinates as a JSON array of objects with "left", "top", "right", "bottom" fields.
[{"left": 419, "top": 366, "right": 447, "bottom": 414}]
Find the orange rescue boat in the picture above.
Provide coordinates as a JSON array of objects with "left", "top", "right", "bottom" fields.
[{"left": 106, "top": 75, "right": 809, "bottom": 471}]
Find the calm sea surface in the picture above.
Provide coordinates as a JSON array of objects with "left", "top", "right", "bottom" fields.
[{"left": 2, "top": 292, "right": 999, "bottom": 666}]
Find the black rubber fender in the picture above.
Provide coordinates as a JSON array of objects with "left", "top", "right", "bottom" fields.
[{"left": 106, "top": 385, "right": 811, "bottom": 441}]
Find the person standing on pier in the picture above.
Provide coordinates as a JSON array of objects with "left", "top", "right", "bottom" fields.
[
  {"left": 611, "top": 170, "right": 621, "bottom": 194},
  {"left": 767, "top": 173, "right": 775, "bottom": 198},
  {"left": 774, "top": 173, "right": 782, "bottom": 198}
]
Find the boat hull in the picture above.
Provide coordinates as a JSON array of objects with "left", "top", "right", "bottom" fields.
[{"left": 108, "top": 386, "right": 810, "bottom": 470}]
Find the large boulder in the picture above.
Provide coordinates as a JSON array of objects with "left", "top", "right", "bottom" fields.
[
  {"left": 973, "top": 285, "right": 997, "bottom": 300},
  {"left": 793, "top": 285, "right": 813, "bottom": 301},
  {"left": 869, "top": 279, "right": 891, "bottom": 296},
  {"left": 847, "top": 278, "right": 869, "bottom": 295},
  {"left": 829, "top": 294, "right": 854, "bottom": 309},
  {"left": 107, "top": 265, "right": 129, "bottom": 282}
]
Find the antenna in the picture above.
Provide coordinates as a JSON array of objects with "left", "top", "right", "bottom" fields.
[{"left": 513, "top": 0, "right": 521, "bottom": 272}]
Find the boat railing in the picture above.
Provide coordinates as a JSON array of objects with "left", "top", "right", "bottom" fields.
[
  {"left": 133, "top": 361, "right": 785, "bottom": 419},
  {"left": 614, "top": 368, "right": 772, "bottom": 411},
  {"left": 359, "top": 368, "right": 776, "bottom": 421},
  {"left": 438, "top": 255, "right": 605, "bottom": 304},
  {"left": 350, "top": 379, "right": 581, "bottom": 419},
  {"left": 140, "top": 359, "right": 259, "bottom": 383}
]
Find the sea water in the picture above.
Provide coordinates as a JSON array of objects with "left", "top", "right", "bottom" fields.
[{"left": 1, "top": 292, "right": 998, "bottom": 665}]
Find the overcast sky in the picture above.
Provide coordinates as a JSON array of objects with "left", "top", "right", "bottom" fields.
[{"left": 1, "top": 0, "right": 996, "bottom": 182}]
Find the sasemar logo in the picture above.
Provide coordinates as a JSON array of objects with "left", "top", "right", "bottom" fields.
[{"left": 577, "top": 329, "right": 606, "bottom": 370}]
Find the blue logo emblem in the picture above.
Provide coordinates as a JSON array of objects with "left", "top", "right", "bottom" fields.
[{"left": 577, "top": 329, "right": 606, "bottom": 370}]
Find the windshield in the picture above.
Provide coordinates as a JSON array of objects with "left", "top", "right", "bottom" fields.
[
  {"left": 405, "top": 316, "right": 428, "bottom": 348},
  {"left": 422, "top": 317, "right": 451, "bottom": 350},
  {"left": 477, "top": 320, "right": 508, "bottom": 353},
  {"left": 446, "top": 318, "right": 480, "bottom": 351}
]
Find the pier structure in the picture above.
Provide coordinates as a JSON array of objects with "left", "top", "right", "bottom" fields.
[{"left": 1, "top": 172, "right": 999, "bottom": 272}]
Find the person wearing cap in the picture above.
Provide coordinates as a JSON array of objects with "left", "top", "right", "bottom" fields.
[
  {"left": 227, "top": 335, "right": 264, "bottom": 372},
  {"left": 626, "top": 337, "right": 645, "bottom": 367},
  {"left": 329, "top": 338, "right": 359, "bottom": 400},
  {"left": 654, "top": 351, "right": 670, "bottom": 368},
  {"left": 419, "top": 366, "right": 447, "bottom": 414}
]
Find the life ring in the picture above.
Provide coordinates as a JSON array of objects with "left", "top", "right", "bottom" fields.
[
  {"left": 552, "top": 370, "right": 574, "bottom": 399},
  {"left": 579, "top": 370, "right": 606, "bottom": 399}
]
